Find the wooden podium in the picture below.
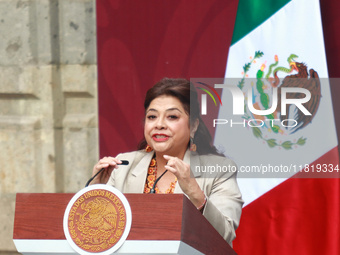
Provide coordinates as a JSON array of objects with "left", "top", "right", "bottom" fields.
[{"left": 13, "top": 193, "right": 236, "bottom": 254}]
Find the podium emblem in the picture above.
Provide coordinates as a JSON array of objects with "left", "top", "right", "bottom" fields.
[{"left": 63, "top": 184, "right": 132, "bottom": 254}]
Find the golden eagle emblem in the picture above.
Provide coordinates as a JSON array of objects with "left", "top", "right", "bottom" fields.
[
  {"left": 66, "top": 188, "right": 128, "bottom": 253},
  {"left": 76, "top": 197, "right": 118, "bottom": 245}
]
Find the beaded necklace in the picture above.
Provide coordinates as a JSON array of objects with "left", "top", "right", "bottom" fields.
[{"left": 144, "top": 156, "right": 177, "bottom": 194}]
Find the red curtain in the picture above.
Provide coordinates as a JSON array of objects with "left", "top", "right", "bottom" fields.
[{"left": 96, "top": 0, "right": 239, "bottom": 157}]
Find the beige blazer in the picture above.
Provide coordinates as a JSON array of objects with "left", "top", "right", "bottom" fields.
[{"left": 107, "top": 150, "right": 243, "bottom": 246}]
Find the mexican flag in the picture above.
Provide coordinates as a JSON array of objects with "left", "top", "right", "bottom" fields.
[{"left": 215, "top": 0, "right": 340, "bottom": 254}]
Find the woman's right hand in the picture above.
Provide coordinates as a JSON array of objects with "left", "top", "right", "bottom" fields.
[{"left": 90, "top": 157, "right": 122, "bottom": 185}]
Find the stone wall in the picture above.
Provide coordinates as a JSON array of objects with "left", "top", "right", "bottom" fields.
[{"left": 0, "top": 0, "right": 98, "bottom": 253}]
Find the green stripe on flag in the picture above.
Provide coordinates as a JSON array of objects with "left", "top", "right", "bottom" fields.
[{"left": 231, "top": 0, "right": 291, "bottom": 45}]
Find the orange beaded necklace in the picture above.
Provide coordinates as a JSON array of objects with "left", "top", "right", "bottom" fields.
[{"left": 144, "top": 157, "right": 177, "bottom": 194}]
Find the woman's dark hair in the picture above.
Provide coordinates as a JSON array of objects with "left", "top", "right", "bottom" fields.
[{"left": 138, "top": 77, "right": 222, "bottom": 156}]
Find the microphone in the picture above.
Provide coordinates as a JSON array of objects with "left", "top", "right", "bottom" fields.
[
  {"left": 150, "top": 170, "right": 168, "bottom": 194},
  {"left": 85, "top": 160, "right": 129, "bottom": 187}
]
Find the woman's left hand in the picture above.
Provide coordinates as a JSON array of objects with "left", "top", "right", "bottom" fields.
[{"left": 163, "top": 154, "right": 205, "bottom": 209}]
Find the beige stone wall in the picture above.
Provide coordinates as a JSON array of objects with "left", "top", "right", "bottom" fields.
[{"left": 0, "top": 0, "right": 98, "bottom": 253}]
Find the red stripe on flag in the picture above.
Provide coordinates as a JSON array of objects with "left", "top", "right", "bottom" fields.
[{"left": 233, "top": 146, "right": 340, "bottom": 255}]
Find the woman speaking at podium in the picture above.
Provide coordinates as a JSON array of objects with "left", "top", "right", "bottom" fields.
[{"left": 89, "top": 78, "right": 243, "bottom": 245}]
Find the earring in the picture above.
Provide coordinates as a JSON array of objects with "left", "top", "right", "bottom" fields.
[
  {"left": 190, "top": 137, "right": 197, "bottom": 152},
  {"left": 145, "top": 144, "right": 153, "bottom": 152}
]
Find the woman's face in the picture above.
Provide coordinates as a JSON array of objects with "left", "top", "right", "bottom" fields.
[{"left": 144, "top": 95, "right": 191, "bottom": 158}]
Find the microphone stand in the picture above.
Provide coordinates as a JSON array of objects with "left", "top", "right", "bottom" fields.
[{"left": 150, "top": 170, "right": 168, "bottom": 194}]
